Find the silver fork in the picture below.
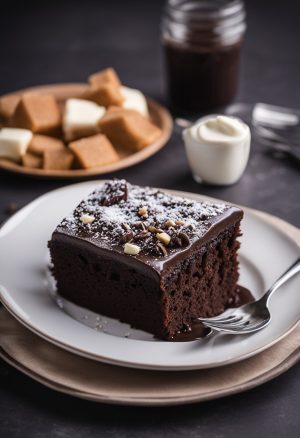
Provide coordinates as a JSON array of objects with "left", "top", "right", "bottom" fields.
[
  {"left": 197, "top": 257, "right": 300, "bottom": 335},
  {"left": 253, "top": 125, "right": 300, "bottom": 164},
  {"left": 252, "top": 103, "right": 300, "bottom": 129}
]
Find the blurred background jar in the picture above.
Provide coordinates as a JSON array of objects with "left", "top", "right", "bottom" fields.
[{"left": 161, "top": 0, "right": 247, "bottom": 112}]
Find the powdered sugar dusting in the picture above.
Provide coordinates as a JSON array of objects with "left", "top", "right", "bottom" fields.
[{"left": 57, "top": 180, "right": 231, "bottom": 257}]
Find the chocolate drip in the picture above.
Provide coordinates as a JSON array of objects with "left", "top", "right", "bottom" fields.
[{"left": 171, "top": 285, "right": 254, "bottom": 342}]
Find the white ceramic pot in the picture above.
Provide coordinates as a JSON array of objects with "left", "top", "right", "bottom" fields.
[{"left": 183, "top": 115, "right": 251, "bottom": 185}]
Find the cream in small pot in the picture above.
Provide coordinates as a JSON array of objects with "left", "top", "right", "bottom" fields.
[{"left": 183, "top": 115, "right": 251, "bottom": 185}]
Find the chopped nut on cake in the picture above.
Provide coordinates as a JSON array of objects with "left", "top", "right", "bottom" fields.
[
  {"left": 156, "top": 232, "right": 171, "bottom": 246},
  {"left": 138, "top": 206, "right": 148, "bottom": 217},
  {"left": 80, "top": 214, "right": 95, "bottom": 224},
  {"left": 124, "top": 242, "right": 141, "bottom": 255},
  {"left": 165, "top": 219, "right": 176, "bottom": 228}
]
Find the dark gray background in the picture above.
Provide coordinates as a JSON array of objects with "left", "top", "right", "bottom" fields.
[{"left": 0, "top": 0, "right": 299, "bottom": 437}]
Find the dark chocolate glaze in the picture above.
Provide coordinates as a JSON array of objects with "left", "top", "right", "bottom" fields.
[{"left": 53, "top": 180, "right": 243, "bottom": 276}]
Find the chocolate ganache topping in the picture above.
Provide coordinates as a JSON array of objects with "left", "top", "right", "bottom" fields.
[{"left": 56, "top": 180, "right": 241, "bottom": 265}]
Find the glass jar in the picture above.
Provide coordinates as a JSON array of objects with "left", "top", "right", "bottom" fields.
[{"left": 161, "top": 0, "right": 246, "bottom": 112}]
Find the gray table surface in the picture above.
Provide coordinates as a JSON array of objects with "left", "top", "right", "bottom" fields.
[{"left": 0, "top": 0, "right": 299, "bottom": 437}]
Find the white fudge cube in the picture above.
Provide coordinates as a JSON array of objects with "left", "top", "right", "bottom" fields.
[
  {"left": 121, "top": 86, "right": 149, "bottom": 117},
  {"left": 63, "top": 98, "right": 106, "bottom": 141},
  {"left": 0, "top": 128, "right": 33, "bottom": 162}
]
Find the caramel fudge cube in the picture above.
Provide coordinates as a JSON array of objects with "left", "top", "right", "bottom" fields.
[
  {"left": 99, "top": 111, "right": 162, "bottom": 152},
  {"left": 69, "top": 134, "right": 119, "bottom": 169},
  {"left": 88, "top": 68, "right": 121, "bottom": 88},
  {"left": 106, "top": 106, "right": 139, "bottom": 116},
  {"left": 0, "top": 94, "right": 20, "bottom": 121},
  {"left": 22, "top": 152, "right": 43, "bottom": 169},
  {"left": 43, "top": 149, "right": 74, "bottom": 170},
  {"left": 11, "top": 94, "right": 61, "bottom": 135},
  {"left": 28, "top": 134, "right": 65, "bottom": 156},
  {"left": 82, "top": 84, "right": 124, "bottom": 108}
]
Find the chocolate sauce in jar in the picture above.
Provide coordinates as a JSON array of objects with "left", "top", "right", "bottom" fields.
[
  {"left": 171, "top": 285, "right": 254, "bottom": 342},
  {"left": 161, "top": 0, "right": 246, "bottom": 112}
]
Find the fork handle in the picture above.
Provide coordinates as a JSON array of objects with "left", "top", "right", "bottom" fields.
[{"left": 265, "top": 257, "right": 300, "bottom": 303}]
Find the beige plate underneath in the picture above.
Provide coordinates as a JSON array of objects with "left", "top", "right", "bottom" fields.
[
  {"left": 0, "top": 321, "right": 299, "bottom": 406},
  {"left": 0, "top": 83, "right": 173, "bottom": 179},
  {"left": 0, "top": 203, "right": 299, "bottom": 405}
]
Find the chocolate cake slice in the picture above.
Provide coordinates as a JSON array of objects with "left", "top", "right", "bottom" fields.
[{"left": 49, "top": 179, "right": 243, "bottom": 340}]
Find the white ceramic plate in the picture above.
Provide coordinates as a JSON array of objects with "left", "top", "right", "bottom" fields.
[{"left": 0, "top": 181, "right": 299, "bottom": 371}]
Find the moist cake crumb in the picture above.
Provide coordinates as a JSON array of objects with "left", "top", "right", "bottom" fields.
[{"left": 49, "top": 179, "right": 243, "bottom": 340}]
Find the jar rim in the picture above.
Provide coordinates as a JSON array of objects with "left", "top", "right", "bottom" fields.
[
  {"left": 166, "top": 0, "right": 244, "bottom": 20},
  {"left": 162, "top": 0, "right": 246, "bottom": 46}
]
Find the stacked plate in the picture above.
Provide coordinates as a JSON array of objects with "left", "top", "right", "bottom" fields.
[{"left": 0, "top": 182, "right": 299, "bottom": 405}]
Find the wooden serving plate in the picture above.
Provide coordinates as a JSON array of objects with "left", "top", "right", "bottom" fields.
[{"left": 0, "top": 83, "right": 173, "bottom": 179}]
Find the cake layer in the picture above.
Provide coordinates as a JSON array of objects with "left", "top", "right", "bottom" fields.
[
  {"left": 49, "top": 180, "right": 243, "bottom": 339},
  {"left": 50, "top": 222, "right": 241, "bottom": 339}
]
